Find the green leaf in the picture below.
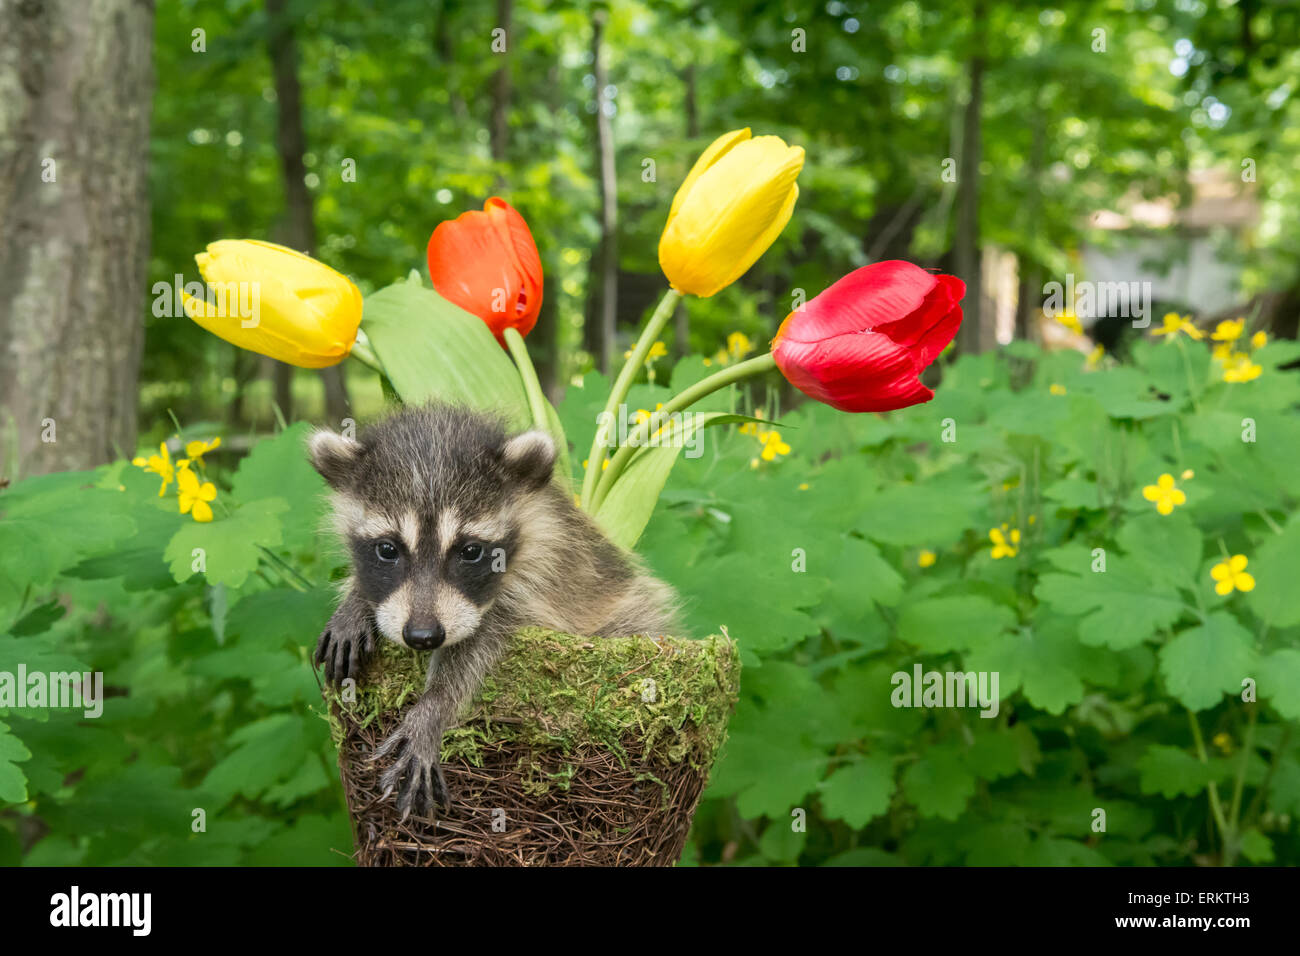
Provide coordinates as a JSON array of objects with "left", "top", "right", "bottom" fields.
[
  {"left": 1043, "top": 475, "right": 1105, "bottom": 510},
  {"left": 964, "top": 723, "right": 1040, "bottom": 781},
  {"left": 673, "top": 552, "right": 828, "bottom": 664},
  {"left": 0, "top": 720, "right": 32, "bottom": 803},
  {"left": 201, "top": 713, "right": 312, "bottom": 808},
  {"left": 0, "top": 474, "right": 136, "bottom": 624},
  {"left": 819, "top": 755, "right": 894, "bottom": 828},
  {"left": 164, "top": 498, "right": 290, "bottom": 588},
  {"left": 854, "top": 471, "right": 982, "bottom": 548},
  {"left": 1267, "top": 757, "right": 1300, "bottom": 816},
  {"left": 817, "top": 537, "right": 904, "bottom": 641},
  {"left": 1159, "top": 613, "right": 1259, "bottom": 711},
  {"left": 965, "top": 615, "right": 1088, "bottom": 714},
  {"left": 1247, "top": 516, "right": 1300, "bottom": 628},
  {"left": 226, "top": 587, "right": 335, "bottom": 649},
  {"left": 898, "top": 595, "right": 1015, "bottom": 654},
  {"left": 757, "top": 820, "right": 806, "bottom": 862},
  {"left": 230, "top": 422, "right": 327, "bottom": 551},
  {"left": 244, "top": 813, "right": 354, "bottom": 866},
  {"left": 1035, "top": 554, "right": 1185, "bottom": 650},
  {"left": 901, "top": 745, "right": 976, "bottom": 820},
  {"left": 1137, "top": 744, "right": 1216, "bottom": 798},
  {"left": 1238, "top": 828, "right": 1275, "bottom": 864},
  {"left": 361, "top": 274, "right": 530, "bottom": 426},
  {"left": 1260, "top": 649, "right": 1300, "bottom": 720},
  {"left": 1115, "top": 511, "right": 1202, "bottom": 588}
]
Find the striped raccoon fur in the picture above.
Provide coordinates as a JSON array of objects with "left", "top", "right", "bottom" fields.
[{"left": 308, "top": 404, "right": 680, "bottom": 818}]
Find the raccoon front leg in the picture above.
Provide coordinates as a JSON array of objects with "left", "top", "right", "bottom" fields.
[
  {"left": 372, "top": 632, "right": 508, "bottom": 818},
  {"left": 314, "top": 584, "right": 376, "bottom": 684}
]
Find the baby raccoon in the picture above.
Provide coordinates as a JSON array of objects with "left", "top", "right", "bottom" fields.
[{"left": 308, "top": 404, "right": 680, "bottom": 819}]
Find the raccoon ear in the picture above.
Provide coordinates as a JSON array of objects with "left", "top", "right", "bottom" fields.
[
  {"left": 308, "top": 428, "right": 361, "bottom": 488},
  {"left": 501, "top": 430, "right": 556, "bottom": 490}
]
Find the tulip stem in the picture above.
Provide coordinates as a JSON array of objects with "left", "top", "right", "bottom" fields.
[
  {"left": 591, "top": 351, "right": 777, "bottom": 512},
  {"left": 348, "top": 331, "right": 384, "bottom": 375},
  {"left": 504, "top": 327, "right": 551, "bottom": 436},
  {"left": 580, "top": 287, "right": 681, "bottom": 510}
]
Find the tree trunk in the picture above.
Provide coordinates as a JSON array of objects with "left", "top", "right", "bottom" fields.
[
  {"left": 591, "top": 8, "right": 618, "bottom": 374},
  {"left": 1015, "top": 95, "right": 1047, "bottom": 344},
  {"left": 954, "top": 0, "right": 985, "bottom": 355},
  {"left": 0, "top": 0, "right": 152, "bottom": 479},
  {"left": 267, "top": 0, "right": 349, "bottom": 424},
  {"left": 434, "top": 0, "right": 467, "bottom": 120}
]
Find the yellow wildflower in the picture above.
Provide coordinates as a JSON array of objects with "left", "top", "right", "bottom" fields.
[
  {"left": 918, "top": 549, "right": 936, "bottom": 569},
  {"left": 1086, "top": 344, "right": 1104, "bottom": 369},
  {"left": 184, "top": 436, "right": 221, "bottom": 464},
  {"left": 759, "top": 430, "right": 790, "bottom": 461},
  {"left": 1222, "top": 353, "right": 1262, "bottom": 383},
  {"left": 132, "top": 442, "right": 176, "bottom": 497},
  {"left": 1211, "top": 341, "right": 1233, "bottom": 362},
  {"left": 727, "top": 331, "right": 754, "bottom": 359},
  {"left": 1210, "top": 318, "right": 1244, "bottom": 342},
  {"left": 1151, "top": 312, "right": 1204, "bottom": 340},
  {"left": 177, "top": 467, "right": 218, "bottom": 522},
  {"left": 1049, "top": 383, "right": 1067, "bottom": 396},
  {"left": 989, "top": 525, "right": 1020, "bottom": 560},
  {"left": 1181, "top": 469, "right": 1194, "bottom": 480},
  {"left": 1251, "top": 331, "right": 1268, "bottom": 349},
  {"left": 1212, "top": 732, "right": 1234, "bottom": 755},
  {"left": 1210, "top": 554, "right": 1255, "bottom": 596},
  {"left": 1142, "top": 473, "right": 1186, "bottom": 516}
]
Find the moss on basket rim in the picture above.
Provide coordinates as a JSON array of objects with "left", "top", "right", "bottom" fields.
[{"left": 327, "top": 627, "right": 741, "bottom": 777}]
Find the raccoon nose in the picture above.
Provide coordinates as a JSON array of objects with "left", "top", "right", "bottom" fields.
[{"left": 403, "top": 621, "right": 445, "bottom": 651}]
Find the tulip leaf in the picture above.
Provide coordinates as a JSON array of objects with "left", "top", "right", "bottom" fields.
[
  {"left": 360, "top": 274, "right": 532, "bottom": 429},
  {"left": 593, "top": 412, "right": 763, "bottom": 550}
]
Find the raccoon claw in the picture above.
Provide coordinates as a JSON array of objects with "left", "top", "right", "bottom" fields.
[
  {"left": 314, "top": 615, "right": 374, "bottom": 684},
  {"left": 374, "top": 729, "right": 451, "bottom": 818}
]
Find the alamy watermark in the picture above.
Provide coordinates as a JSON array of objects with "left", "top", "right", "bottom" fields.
[
  {"left": 891, "top": 665, "right": 999, "bottom": 718},
  {"left": 152, "top": 275, "right": 262, "bottom": 328},
  {"left": 0, "top": 667, "right": 104, "bottom": 718},
  {"left": 1043, "top": 273, "right": 1151, "bottom": 329}
]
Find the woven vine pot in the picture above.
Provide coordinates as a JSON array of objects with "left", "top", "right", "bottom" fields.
[{"left": 324, "top": 627, "right": 740, "bottom": 866}]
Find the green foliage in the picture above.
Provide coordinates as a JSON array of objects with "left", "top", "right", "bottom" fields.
[
  {"left": 617, "top": 341, "right": 1296, "bottom": 867},
  {"left": 1, "top": 425, "right": 347, "bottom": 865},
  {"left": 12, "top": 337, "right": 1295, "bottom": 867}
]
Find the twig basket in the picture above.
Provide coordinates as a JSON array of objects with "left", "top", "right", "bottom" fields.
[{"left": 324, "top": 627, "right": 740, "bottom": 866}]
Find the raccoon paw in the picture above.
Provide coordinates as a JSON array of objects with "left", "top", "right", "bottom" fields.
[
  {"left": 373, "top": 727, "right": 451, "bottom": 819},
  {"left": 314, "top": 613, "right": 375, "bottom": 684}
]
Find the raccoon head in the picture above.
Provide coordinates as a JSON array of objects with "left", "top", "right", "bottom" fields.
[{"left": 308, "top": 406, "right": 556, "bottom": 651}]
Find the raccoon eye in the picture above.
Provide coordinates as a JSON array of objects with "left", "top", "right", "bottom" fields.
[
  {"left": 375, "top": 540, "right": 400, "bottom": 563},
  {"left": 458, "top": 542, "right": 484, "bottom": 563}
]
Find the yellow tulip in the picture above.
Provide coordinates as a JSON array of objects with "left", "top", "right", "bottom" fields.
[
  {"left": 658, "top": 128, "right": 804, "bottom": 297},
  {"left": 181, "top": 240, "right": 362, "bottom": 368}
]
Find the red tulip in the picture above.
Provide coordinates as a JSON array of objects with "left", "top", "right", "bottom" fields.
[
  {"left": 426, "top": 197, "right": 543, "bottom": 345},
  {"left": 771, "top": 261, "right": 965, "bottom": 412}
]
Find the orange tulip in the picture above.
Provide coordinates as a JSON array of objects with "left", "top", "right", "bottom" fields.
[{"left": 426, "top": 197, "right": 543, "bottom": 345}]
